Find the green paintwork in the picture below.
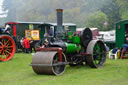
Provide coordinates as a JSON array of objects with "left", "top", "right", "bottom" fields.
[
  {"left": 77, "top": 45, "right": 82, "bottom": 53},
  {"left": 5, "top": 22, "right": 76, "bottom": 41},
  {"left": 54, "top": 26, "right": 76, "bottom": 32},
  {"left": 65, "top": 43, "right": 77, "bottom": 53},
  {"left": 68, "top": 32, "right": 73, "bottom": 40},
  {"left": 0, "top": 29, "right": 2, "bottom": 34},
  {"left": 15, "top": 24, "right": 29, "bottom": 41},
  {"left": 51, "top": 25, "right": 76, "bottom": 39},
  {"left": 93, "top": 43, "right": 101, "bottom": 65},
  {"left": 7, "top": 23, "right": 41, "bottom": 41},
  {"left": 116, "top": 20, "right": 128, "bottom": 48},
  {"left": 65, "top": 42, "right": 81, "bottom": 54},
  {"left": 68, "top": 26, "right": 76, "bottom": 32},
  {"left": 39, "top": 25, "right": 45, "bottom": 39},
  {"left": 73, "top": 36, "right": 81, "bottom": 44}
]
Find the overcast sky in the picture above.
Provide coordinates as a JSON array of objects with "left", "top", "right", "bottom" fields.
[
  {"left": 0, "top": 0, "right": 3, "bottom": 4},
  {"left": 0, "top": 0, "right": 6, "bottom": 17},
  {"left": 0, "top": 0, "right": 3, "bottom": 12}
]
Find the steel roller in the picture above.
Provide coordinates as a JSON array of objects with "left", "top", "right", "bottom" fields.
[
  {"left": 31, "top": 51, "right": 67, "bottom": 75},
  {"left": 86, "top": 40, "right": 106, "bottom": 68}
]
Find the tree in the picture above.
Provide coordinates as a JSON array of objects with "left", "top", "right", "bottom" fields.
[
  {"left": 85, "top": 11, "right": 108, "bottom": 30},
  {"left": 101, "top": 0, "right": 121, "bottom": 30},
  {"left": 2, "top": 0, "right": 109, "bottom": 28},
  {"left": 116, "top": 0, "right": 128, "bottom": 19}
]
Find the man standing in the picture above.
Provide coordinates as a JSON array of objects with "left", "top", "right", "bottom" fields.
[
  {"left": 23, "top": 37, "right": 30, "bottom": 53},
  {"left": 29, "top": 37, "right": 36, "bottom": 53},
  {"left": 20, "top": 37, "right": 24, "bottom": 52}
]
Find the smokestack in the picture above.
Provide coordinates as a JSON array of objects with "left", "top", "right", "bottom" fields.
[{"left": 56, "top": 9, "right": 64, "bottom": 35}]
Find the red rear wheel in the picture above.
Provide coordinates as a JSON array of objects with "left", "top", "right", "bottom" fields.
[{"left": 0, "top": 35, "right": 15, "bottom": 61}]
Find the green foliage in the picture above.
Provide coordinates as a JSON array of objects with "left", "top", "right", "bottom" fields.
[
  {"left": 116, "top": 0, "right": 128, "bottom": 20},
  {"left": 64, "top": 8, "right": 87, "bottom": 27},
  {"left": 101, "top": 0, "right": 121, "bottom": 30},
  {"left": 121, "top": 12, "right": 128, "bottom": 20},
  {"left": 1, "top": 0, "right": 107, "bottom": 29},
  {"left": 85, "top": 11, "right": 108, "bottom": 30},
  {"left": 1, "top": 0, "right": 128, "bottom": 30}
]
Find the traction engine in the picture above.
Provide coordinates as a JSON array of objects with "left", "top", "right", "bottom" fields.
[
  {"left": 30, "top": 9, "right": 106, "bottom": 75},
  {"left": 0, "top": 27, "right": 16, "bottom": 61}
]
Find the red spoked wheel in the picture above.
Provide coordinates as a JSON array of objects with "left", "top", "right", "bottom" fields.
[{"left": 0, "top": 34, "right": 16, "bottom": 61}]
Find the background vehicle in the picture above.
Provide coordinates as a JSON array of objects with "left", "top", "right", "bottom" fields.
[
  {"left": 5, "top": 22, "right": 76, "bottom": 52},
  {"left": 0, "top": 26, "right": 16, "bottom": 61}
]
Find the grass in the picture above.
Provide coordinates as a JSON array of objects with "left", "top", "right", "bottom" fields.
[{"left": 0, "top": 53, "right": 128, "bottom": 85}]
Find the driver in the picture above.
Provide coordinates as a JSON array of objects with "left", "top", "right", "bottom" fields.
[
  {"left": 40, "top": 26, "right": 55, "bottom": 48},
  {"left": 4, "top": 24, "right": 11, "bottom": 34}
]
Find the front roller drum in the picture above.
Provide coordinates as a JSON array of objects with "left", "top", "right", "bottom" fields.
[
  {"left": 86, "top": 40, "right": 106, "bottom": 68},
  {"left": 31, "top": 51, "right": 67, "bottom": 75},
  {"left": 0, "top": 34, "right": 16, "bottom": 61}
]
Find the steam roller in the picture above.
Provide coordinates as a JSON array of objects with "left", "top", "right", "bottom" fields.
[{"left": 30, "top": 9, "right": 106, "bottom": 75}]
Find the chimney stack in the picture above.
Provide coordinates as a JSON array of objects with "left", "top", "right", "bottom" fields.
[{"left": 56, "top": 9, "right": 64, "bottom": 36}]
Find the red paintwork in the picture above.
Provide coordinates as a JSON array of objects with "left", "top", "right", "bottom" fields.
[
  {"left": 5, "top": 22, "right": 18, "bottom": 37},
  {"left": 120, "top": 49, "right": 128, "bottom": 59},
  {"left": 5, "top": 22, "right": 18, "bottom": 25},
  {"left": 23, "top": 38, "right": 30, "bottom": 48},
  {"left": 13, "top": 25, "right": 16, "bottom": 37},
  {"left": 0, "top": 35, "right": 16, "bottom": 61},
  {"left": 80, "top": 53, "right": 91, "bottom": 56},
  {"left": 36, "top": 47, "right": 63, "bottom": 62}
]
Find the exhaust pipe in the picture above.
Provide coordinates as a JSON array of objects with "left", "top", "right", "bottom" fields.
[{"left": 56, "top": 9, "right": 64, "bottom": 39}]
